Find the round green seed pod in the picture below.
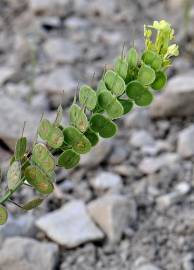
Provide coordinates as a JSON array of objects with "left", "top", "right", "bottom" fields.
[
  {"left": 24, "top": 165, "right": 54, "bottom": 195},
  {"left": 104, "top": 70, "right": 125, "bottom": 96},
  {"left": 90, "top": 114, "right": 118, "bottom": 138},
  {"left": 127, "top": 48, "right": 138, "bottom": 68},
  {"left": 79, "top": 85, "right": 97, "bottom": 110},
  {"left": 118, "top": 99, "right": 134, "bottom": 115},
  {"left": 115, "top": 57, "right": 128, "bottom": 80},
  {"left": 98, "top": 91, "right": 114, "bottom": 109},
  {"left": 22, "top": 197, "right": 44, "bottom": 211},
  {"left": 137, "top": 65, "right": 156, "bottom": 86},
  {"left": 32, "top": 143, "right": 55, "bottom": 173},
  {"left": 15, "top": 137, "right": 27, "bottom": 161},
  {"left": 58, "top": 149, "right": 80, "bottom": 169},
  {"left": 84, "top": 128, "right": 99, "bottom": 147},
  {"left": 69, "top": 104, "right": 88, "bottom": 133},
  {"left": 38, "top": 119, "right": 52, "bottom": 141},
  {"left": 97, "top": 80, "right": 108, "bottom": 96},
  {"left": 126, "top": 80, "right": 153, "bottom": 107},
  {"left": 7, "top": 161, "right": 21, "bottom": 191},
  {"left": 0, "top": 205, "right": 8, "bottom": 225},
  {"left": 142, "top": 50, "right": 162, "bottom": 71},
  {"left": 151, "top": 71, "right": 167, "bottom": 91},
  {"left": 47, "top": 126, "right": 64, "bottom": 149},
  {"left": 63, "top": 126, "right": 91, "bottom": 154}
]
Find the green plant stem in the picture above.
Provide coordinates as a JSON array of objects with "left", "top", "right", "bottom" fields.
[{"left": 0, "top": 177, "right": 24, "bottom": 204}]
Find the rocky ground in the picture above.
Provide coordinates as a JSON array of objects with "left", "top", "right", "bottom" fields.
[{"left": 0, "top": 0, "right": 194, "bottom": 269}]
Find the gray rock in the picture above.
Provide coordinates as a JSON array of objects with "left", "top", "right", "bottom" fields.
[
  {"left": 91, "top": 171, "right": 122, "bottom": 193},
  {"left": 130, "top": 130, "right": 155, "bottom": 148},
  {"left": 136, "top": 264, "right": 161, "bottom": 270},
  {"left": 150, "top": 71, "right": 194, "bottom": 117},
  {"left": 0, "top": 94, "right": 40, "bottom": 149},
  {"left": 80, "top": 139, "right": 112, "bottom": 167},
  {"left": 124, "top": 109, "right": 151, "bottom": 129},
  {"left": 139, "top": 153, "right": 180, "bottom": 174},
  {"left": 109, "top": 147, "right": 128, "bottom": 165},
  {"left": 36, "top": 200, "right": 104, "bottom": 248},
  {"left": 88, "top": 194, "right": 136, "bottom": 243},
  {"left": 0, "top": 66, "right": 15, "bottom": 85},
  {"left": 0, "top": 237, "right": 58, "bottom": 270},
  {"left": 43, "top": 38, "right": 81, "bottom": 64},
  {"left": 34, "top": 67, "right": 77, "bottom": 105},
  {"left": 177, "top": 125, "right": 194, "bottom": 158},
  {"left": 30, "top": 0, "right": 72, "bottom": 17}
]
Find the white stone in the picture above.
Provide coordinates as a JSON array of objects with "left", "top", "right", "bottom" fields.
[
  {"left": 36, "top": 200, "right": 104, "bottom": 248},
  {"left": 130, "top": 130, "right": 155, "bottom": 148},
  {"left": 91, "top": 171, "right": 122, "bottom": 193},
  {"left": 177, "top": 125, "right": 194, "bottom": 158},
  {"left": 88, "top": 194, "right": 136, "bottom": 243},
  {"left": 0, "top": 66, "right": 15, "bottom": 85}
]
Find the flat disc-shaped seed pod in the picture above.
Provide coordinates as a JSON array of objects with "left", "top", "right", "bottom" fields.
[
  {"left": 118, "top": 99, "right": 134, "bottom": 115},
  {"left": 63, "top": 127, "right": 91, "bottom": 154},
  {"left": 79, "top": 85, "right": 97, "bottom": 110},
  {"left": 22, "top": 197, "right": 44, "bottom": 211},
  {"left": 58, "top": 149, "right": 80, "bottom": 169},
  {"left": 7, "top": 161, "right": 21, "bottom": 191},
  {"left": 0, "top": 205, "right": 8, "bottom": 225},
  {"left": 32, "top": 143, "right": 55, "bottom": 173},
  {"left": 104, "top": 70, "right": 125, "bottom": 96},
  {"left": 97, "top": 80, "right": 109, "bottom": 95},
  {"left": 115, "top": 57, "right": 128, "bottom": 80},
  {"left": 84, "top": 128, "right": 99, "bottom": 147},
  {"left": 151, "top": 71, "right": 167, "bottom": 91},
  {"left": 54, "top": 105, "right": 63, "bottom": 127},
  {"left": 69, "top": 104, "right": 88, "bottom": 132},
  {"left": 47, "top": 127, "right": 64, "bottom": 149},
  {"left": 106, "top": 99, "right": 124, "bottom": 119},
  {"left": 127, "top": 48, "right": 138, "bottom": 68},
  {"left": 38, "top": 119, "right": 52, "bottom": 141},
  {"left": 24, "top": 165, "right": 54, "bottom": 195},
  {"left": 90, "top": 114, "right": 118, "bottom": 138},
  {"left": 142, "top": 50, "right": 162, "bottom": 71},
  {"left": 98, "top": 91, "right": 114, "bottom": 109},
  {"left": 15, "top": 137, "right": 27, "bottom": 161},
  {"left": 135, "top": 89, "right": 153, "bottom": 107},
  {"left": 93, "top": 103, "right": 104, "bottom": 113},
  {"left": 137, "top": 65, "right": 156, "bottom": 86}
]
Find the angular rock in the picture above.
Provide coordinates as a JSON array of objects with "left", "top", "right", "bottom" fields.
[
  {"left": 150, "top": 71, "right": 194, "bottom": 117},
  {"left": 130, "top": 130, "right": 155, "bottom": 148},
  {"left": 177, "top": 125, "right": 194, "bottom": 158},
  {"left": 0, "top": 66, "right": 15, "bottom": 85},
  {"left": 36, "top": 200, "right": 104, "bottom": 248},
  {"left": 43, "top": 38, "right": 81, "bottom": 64},
  {"left": 0, "top": 237, "right": 58, "bottom": 270},
  {"left": 124, "top": 109, "right": 151, "bottom": 129},
  {"left": 34, "top": 67, "right": 77, "bottom": 105},
  {"left": 91, "top": 171, "right": 122, "bottom": 193},
  {"left": 0, "top": 94, "right": 40, "bottom": 149},
  {"left": 139, "top": 153, "right": 180, "bottom": 174},
  {"left": 88, "top": 194, "right": 136, "bottom": 243},
  {"left": 80, "top": 140, "right": 112, "bottom": 167}
]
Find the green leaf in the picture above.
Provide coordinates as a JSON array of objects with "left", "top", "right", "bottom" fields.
[
  {"left": 151, "top": 70, "right": 167, "bottom": 90},
  {"left": 54, "top": 105, "right": 63, "bottom": 127},
  {"left": 79, "top": 85, "right": 97, "bottom": 110},
  {"left": 63, "top": 126, "right": 91, "bottom": 154},
  {"left": 90, "top": 114, "right": 118, "bottom": 138},
  {"left": 47, "top": 126, "right": 64, "bottom": 149},
  {"left": 22, "top": 197, "right": 44, "bottom": 210},
  {"left": 32, "top": 143, "right": 55, "bottom": 173},
  {"left": 38, "top": 119, "right": 52, "bottom": 141},
  {"left": 7, "top": 161, "right": 21, "bottom": 191},
  {"left": 137, "top": 64, "right": 156, "bottom": 86},
  {"left": 24, "top": 165, "right": 54, "bottom": 195},
  {"left": 118, "top": 99, "right": 134, "bottom": 115},
  {"left": 58, "top": 149, "right": 80, "bottom": 169},
  {"left": 126, "top": 80, "right": 153, "bottom": 106},
  {"left": 127, "top": 48, "right": 138, "bottom": 68},
  {"left": 15, "top": 137, "right": 27, "bottom": 161},
  {"left": 84, "top": 128, "right": 99, "bottom": 147},
  {"left": 69, "top": 104, "right": 88, "bottom": 132},
  {"left": 142, "top": 50, "right": 162, "bottom": 71},
  {"left": 115, "top": 57, "right": 128, "bottom": 79},
  {"left": 104, "top": 70, "right": 125, "bottom": 96},
  {"left": 0, "top": 205, "right": 8, "bottom": 225}
]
